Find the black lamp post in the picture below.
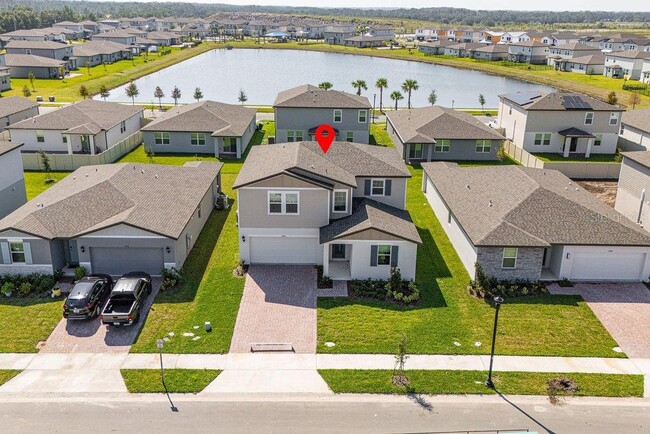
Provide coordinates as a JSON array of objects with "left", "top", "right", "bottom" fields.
[
  {"left": 485, "top": 296, "right": 504, "bottom": 389},
  {"left": 372, "top": 93, "right": 377, "bottom": 124}
]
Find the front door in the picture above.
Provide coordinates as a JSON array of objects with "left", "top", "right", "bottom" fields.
[
  {"left": 65, "top": 240, "right": 79, "bottom": 265},
  {"left": 331, "top": 244, "right": 346, "bottom": 260},
  {"left": 570, "top": 137, "right": 578, "bottom": 152},
  {"left": 80, "top": 135, "right": 90, "bottom": 153}
]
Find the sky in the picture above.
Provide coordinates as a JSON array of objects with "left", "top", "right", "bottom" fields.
[{"left": 131, "top": 0, "right": 648, "bottom": 13}]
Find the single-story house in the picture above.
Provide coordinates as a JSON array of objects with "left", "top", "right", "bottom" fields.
[
  {"left": 73, "top": 41, "right": 133, "bottom": 66},
  {"left": 141, "top": 101, "right": 257, "bottom": 158},
  {"left": 418, "top": 40, "right": 456, "bottom": 55},
  {"left": 0, "top": 141, "right": 27, "bottom": 219},
  {"left": 343, "top": 35, "right": 386, "bottom": 48},
  {"left": 92, "top": 30, "right": 137, "bottom": 46},
  {"left": 0, "top": 162, "right": 222, "bottom": 276},
  {"left": 8, "top": 100, "right": 143, "bottom": 156},
  {"left": 471, "top": 44, "right": 509, "bottom": 61},
  {"left": 555, "top": 54, "right": 605, "bottom": 75},
  {"left": 386, "top": 106, "right": 505, "bottom": 163},
  {"left": 615, "top": 151, "right": 650, "bottom": 230},
  {"left": 0, "top": 96, "right": 39, "bottom": 131},
  {"left": 619, "top": 108, "right": 650, "bottom": 151},
  {"left": 4, "top": 53, "right": 67, "bottom": 78},
  {"left": 443, "top": 42, "right": 487, "bottom": 58},
  {"left": 422, "top": 162, "right": 650, "bottom": 281},
  {"left": 145, "top": 31, "right": 180, "bottom": 46}
]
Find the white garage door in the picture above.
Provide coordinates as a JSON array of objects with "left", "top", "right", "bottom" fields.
[
  {"left": 90, "top": 247, "right": 165, "bottom": 276},
  {"left": 570, "top": 252, "right": 646, "bottom": 281},
  {"left": 250, "top": 236, "right": 319, "bottom": 264}
]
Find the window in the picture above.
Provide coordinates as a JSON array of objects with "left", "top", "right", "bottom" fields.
[
  {"left": 476, "top": 139, "right": 492, "bottom": 153},
  {"left": 434, "top": 139, "right": 450, "bottom": 153},
  {"left": 620, "top": 124, "right": 625, "bottom": 134},
  {"left": 223, "top": 137, "right": 237, "bottom": 153},
  {"left": 36, "top": 130, "right": 44, "bottom": 143},
  {"left": 409, "top": 143, "right": 423, "bottom": 159},
  {"left": 332, "top": 244, "right": 346, "bottom": 259},
  {"left": 154, "top": 132, "right": 170, "bottom": 145},
  {"left": 584, "top": 112, "right": 594, "bottom": 125},
  {"left": 447, "top": 211, "right": 452, "bottom": 225},
  {"left": 371, "top": 179, "right": 385, "bottom": 196},
  {"left": 333, "top": 110, "right": 342, "bottom": 123},
  {"left": 333, "top": 190, "right": 348, "bottom": 213},
  {"left": 534, "top": 133, "right": 551, "bottom": 146},
  {"left": 9, "top": 241, "right": 25, "bottom": 263},
  {"left": 502, "top": 247, "right": 518, "bottom": 268},
  {"left": 609, "top": 112, "right": 619, "bottom": 125},
  {"left": 346, "top": 132, "right": 354, "bottom": 142},
  {"left": 120, "top": 120, "right": 126, "bottom": 133},
  {"left": 377, "top": 245, "right": 391, "bottom": 265},
  {"left": 287, "top": 130, "right": 303, "bottom": 142},
  {"left": 191, "top": 133, "right": 206, "bottom": 146},
  {"left": 197, "top": 205, "right": 201, "bottom": 219},
  {"left": 268, "top": 191, "right": 299, "bottom": 215},
  {"left": 594, "top": 134, "right": 602, "bottom": 146},
  {"left": 358, "top": 110, "right": 367, "bottom": 123},
  {"left": 62, "top": 136, "right": 67, "bottom": 144}
]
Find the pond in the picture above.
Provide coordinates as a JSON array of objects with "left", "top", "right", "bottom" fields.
[{"left": 103, "top": 48, "right": 555, "bottom": 108}]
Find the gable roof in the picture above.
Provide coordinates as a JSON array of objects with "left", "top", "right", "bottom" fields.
[
  {"left": 473, "top": 44, "right": 509, "bottom": 53},
  {"left": 4, "top": 54, "right": 66, "bottom": 68},
  {"left": 73, "top": 40, "right": 131, "bottom": 56},
  {"left": 320, "top": 198, "right": 421, "bottom": 244},
  {"left": 422, "top": 162, "right": 650, "bottom": 247},
  {"left": 274, "top": 84, "right": 371, "bottom": 109},
  {"left": 5, "top": 40, "right": 71, "bottom": 50},
  {"left": 500, "top": 91, "right": 620, "bottom": 111},
  {"left": 234, "top": 141, "right": 410, "bottom": 189},
  {"left": 622, "top": 108, "right": 650, "bottom": 133},
  {"left": 0, "top": 96, "right": 38, "bottom": 119},
  {"left": 0, "top": 141, "right": 23, "bottom": 157},
  {"left": 551, "top": 42, "right": 600, "bottom": 51},
  {"left": 605, "top": 50, "right": 650, "bottom": 60},
  {"left": 386, "top": 106, "right": 504, "bottom": 144},
  {"left": 510, "top": 40, "right": 548, "bottom": 47},
  {"left": 9, "top": 100, "right": 143, "bottom": 133},
  {"left": 566, "top": 53, "right": 605, "bottom": 65},
  {"left": 0, "top": 162, "right": 222, "bottom": 240}
]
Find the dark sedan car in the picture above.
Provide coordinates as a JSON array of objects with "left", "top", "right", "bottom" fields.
[{"left": 63, "top": 274, "right": 113, "bottom": 320}]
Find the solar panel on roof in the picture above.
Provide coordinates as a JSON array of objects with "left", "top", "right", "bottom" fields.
[
  {"left": 505, "top": 91, "right": 542, "bottom": 106},
  {"left": 562, "top": 95, "right": 592, "bottom": 110}
]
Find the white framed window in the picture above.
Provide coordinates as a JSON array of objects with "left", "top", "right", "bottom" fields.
[
  {"left": 333, "top": 109, "right": 342, "bottom": 123},
  {"left": 434, "top": 139, "right": 450, "bottom": 153},
  {"left": 476, "top": 139, "right": 492, "bottom": 153},
  {"left": 62, "top": 136, "right": 67, "bottom": 144},
  {"left": 333, "top": 189, "right": 348, "bottom": 213},
  {"left": 371, "top": 179, "right": 386, "bottom": 196},
  {"left": 409, "top": 143, "right": 423, "bottom": 159},
  {"left": 191, "top": 133, "right": 206, "bottom": 146},
  {"left": 594, "top": 134, "right": 602, "bottom": 146},
  {"left": 502, "top": 247, "right": 518, "bottom": 268},
  {"left": 287, "top": 131, "right": 303, "bottom": 142},
  {"left": 377, "top": 245, "right": 391, "bottom": 266},
  {"left": 154, "top": 132, "right": 170, "bottom": 145},
  {"left": 609, "top": 112, "right": 619, "bottom": 125},
  {"left": 584, "top": 112, "right": 594, "bottom": 125},
  {"left": 9, "top": 241, "right": 25, "bottom": 263},
  {"left": 358, "top": 110, "right": 367, "bottom": 123},
  {"left": 534, "top": 133, "right": 551, "bottom": 146},
  {"left": 223, "top": 137, "right": 237, "bottom": 153},
  {"left": 346, "top": 132, "right": 354, "bottom": 142},
  {"left": 36, "top": 130, "right": 44, "bottom": 143},
  {"left": 268, "top": 191, "right": 299, "bottom": 215}
]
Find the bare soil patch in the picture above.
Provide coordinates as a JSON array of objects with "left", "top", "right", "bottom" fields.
[{"left": 578, "top": 181, "right": 618, "bottom": 208}]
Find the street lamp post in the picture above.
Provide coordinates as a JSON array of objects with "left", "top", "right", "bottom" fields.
[
  {"left": 157, "top": 339, "right": 166, "bottom": 388},
  {"left": 373, "top": 94, "right": 377, "bottom": 124},
  {"left": 485, "top": 296, "right": 504, "bottom": 389}
]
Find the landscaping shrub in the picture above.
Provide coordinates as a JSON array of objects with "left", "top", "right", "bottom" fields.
[
  {"left": 160, "top": 267, "right": 183, "bottom": 291},
  {"left": 233, "top": 260, "right": 248, "bottom": 278},
  {"left": 0, "top": 273, "right": 59, "bottom": 298},
  {"left": 467, "top": 262, "right": 547, "bottom": 301},
  {"left": 316, "top": 266, "right": 332, "bottom": 289},
  {"left": 348, "top": 268, "right": 420, "bottom": 305},
  {"left": 74, "top": 266, "right": 87, "bottom": 281},
  {"left": 558, "top": 278, "right": 574, "bottom": 288}
]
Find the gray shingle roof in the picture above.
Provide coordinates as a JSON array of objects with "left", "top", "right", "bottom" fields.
[
  {"left": 141, "top": 101, "right": 256, "bottom": 137},
  {"left": 500, "top": 92, "right": 621, "bottom": 111},
  {"left": 9, "top": 100, "right": 143, "bottom": 132},
  {"left": 386, "top": 106, "right": 504, "bottom": 143},
  {"left": 274, "top": 84, "right": 371, "bottom": 109},
  {"left": 234, "top": 141, "right": 410, "bottom": 189},
  {"left": 552, "top": 42, "right": 600, "bottom": 51},
  {"left": 622, "top": 108, "right": 650, "bottom": 134},
  {"left": 4, "top": 54, "right": 66, "bottom": 68},
  {"left": 606, "top": 50, "right": 650, "bottom": 59},
  {"left": 5, "top": 40, "right": 71, "bottom": 50},
  {"left": 0, "top": 96, "right": 38, "bottom": 119},
  {"left": 0, "top": 162, "right": 222, "bottom": 240},
  {"left": 320, "top": 198, "right": 421, "bottom": 244},
  {"left": 0, "top": 141, "right": 23, "bottom": 157},
  {"left": 622, "top": 151, "right": 650, "bottom": 169},
  {"left": 422, "top": 162, "right": 650, "bottom": 247},
  {"left": 473, "top": 44, "right": 509, "bottom": 53},
  {"left": 73, "top": 41, "right": 131, "bottom": 57},
  {"left": 566, "top": 53, "right": 605, "bottom": 65}
]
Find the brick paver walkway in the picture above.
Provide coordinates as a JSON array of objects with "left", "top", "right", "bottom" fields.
[
  {"left": 549, "top": 282, "right": 650, "bottom": 358},
  {"left": 230, "top": 265, "right": 317, "bottom": 354},
  {"left": 40, "top": 278, "right": 161, "bottom": 353}
]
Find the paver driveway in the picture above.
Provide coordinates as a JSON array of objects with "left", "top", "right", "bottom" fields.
[
  {"left": 39, "top": 278, "right": 161, "bottom": 353},
  {"left": 230, "top": 265, "right": 317, "bottom": 354},
  {"left": 549, "top": 282, "right": 650, "bottom": 358}
]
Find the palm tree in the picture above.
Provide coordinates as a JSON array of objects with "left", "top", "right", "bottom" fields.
[
  {"left": 351, "top": 79, "right": 367, "bottom": 96},
  {"left": 99, "top": 85, "right": 110, "bottom": 101},
  {"left": 428, "top": 90, "right": 437, "bottom": 106},
  {"left": 78, "top": 85, "right": 89, "bottom": 99},
  {"left": 375, "top": 78, "right": 388, "bottom": 112},
  {"left": 193, "top": 87, "right": 204, "bottom": 102},
  {"left": 154, "top": 86, "right": 165, "bottom": 109},
  {"left": 390, "top": 91, "right": 403, "bottom": 110},
  {"left": 478, "top": 93, "right": 486, "bottom": 113},
  {"left": 27, "top": 72, "right": 35, "bottom": 91},
  {"left": 171, "top": 86, "right": 181, "bottom": 106},
  {"left": 401, "top": 79, "right": 419, "bottom": 109},
  {"left": 319, "top": 82, "right": 333, "bottom": 90},
  {"left": 125, "top": 81, "right": 139, "bottom": 105}
]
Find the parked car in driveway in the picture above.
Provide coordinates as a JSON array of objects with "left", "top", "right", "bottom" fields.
[
  {"left": 100, "top": 272, "right": 152, "bottom": 327},
  {"left": 63, "top": 275, "right": 113, "bottom": 320}
]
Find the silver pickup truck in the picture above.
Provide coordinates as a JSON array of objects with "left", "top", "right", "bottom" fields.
[{"left": 100, "top": 272, "right": 152, "bottom": 327}]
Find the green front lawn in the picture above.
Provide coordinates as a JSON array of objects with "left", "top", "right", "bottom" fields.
[
  {"left": 319, "top": 370, "right": 644, "bottom": 397},
  {"left": 24, "top": 172, "right": 70, "bottom": 200},
  {"left": 532, "top": 153, "right": 621, "bottom": 163},
  {"left": 121, "top": 369, "right": 221, "bottom": 393},
  {"left": 0, "top": 370, "right": 21, "bottom": 386},
  {"left": 0, "top": 298, "right": 63, "bottom": 352},
  {"left": 369, "top": 123, "right": 392, "bottom": 147}
]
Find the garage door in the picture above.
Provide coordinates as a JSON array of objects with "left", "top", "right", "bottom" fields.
[
  {"left": 570, "top": 252, "right": 646, "bottom": 281},
  {"left": 249, "top": 236, "right": 319, "bottom": 264},
  {"left": 90, "top": 247, "right": 165, "bottom": 276}
]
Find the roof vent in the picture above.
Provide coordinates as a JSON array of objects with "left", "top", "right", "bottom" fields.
[
  {"left": 575, "top": 188, "right": 579, "bottom": 191},
  {"left": 85, "top": 174, "right": 88, "bottom": 177},
  {"left": 73, "top": 176, "right": 76, "bottom": 180},
  {"left": 466, "top": 184, "right": 470, "bottom": 189},
  {"left": 141, "top": 170, "right": 145, "bottom": 174},
  {"left": 565, "top": 186, "right": 568, "bottom": 190},
  {"left": 155, "top": 175, "right": 158, "bottom": 179},
  {"left": 488, "top": 200, "right": 492, "bottom": 207}
]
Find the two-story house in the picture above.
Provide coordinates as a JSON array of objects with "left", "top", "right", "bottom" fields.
[
  {"left": 323, "top": 25, "right": 356, "bottom": 45},
  {"left": 92, "top": 31, "right": 138, "bottom": 47},
  {"left": 234, "top": 141, "right": 421, "bottom": 280},
  {"left": 141, "top": 100, "right": 257, "bottom": 158},
  {"left": 274, "top": 85, "right": 371, "bottom": 144},
  {"left": 507, "top": 41, "right": 549, "bottom": 64},
  {"left": 4, "top": 40, "right": 76, "bottom": 70},
  {"left": 615, "top": 151, "right": 650, "bottom": 230},
  {"left": 0, "top": 141, "right": 26, "bottom": 219},
  {"left": 603, "top": 51, "right": 650, "bottom": 80},
  {"left": 0, "top": 96, "right": 39, "bottom": 131},
  {"left": 619, "top": 108, "right": 650, "bottom": 151},
  {"left": 52, "top": 21, "right": 85, "bottom": 39},
  {"left": 497, "top": 91, "right": 623, "bottom": 158},
  {"left": 546, "top": 43, "right": 601, "bottom": 67}
]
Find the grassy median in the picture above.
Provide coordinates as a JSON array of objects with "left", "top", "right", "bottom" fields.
[
  {"left": 121, "top": 369, "right": 221, "bottom": 393},
  {"left": 0, "top": 370, "right": 21, "bottom": 386}
]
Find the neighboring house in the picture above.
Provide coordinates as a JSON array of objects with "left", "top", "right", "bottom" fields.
[
  {"left": 52, "top": 21, "right": 85, "bottom": 39},
  {"left": 0, "top": 65, "right": 11, "bottom": 92},
  {"left": 615, "top": 151, "right": 650, "bottom": 230},
  {"left": 642, "top": 59, "right": 650, "bottom": 84},
  {"left": 119, "top": 17, "right": 156, "bottom": 31},
  {"left": 343, "top": 34, "right": 386, "bottom": 48},
  {"left": 79, "top": 21, "right": 101, "bottom": 36},
  {"left": 550, "top": 32, "right": 580, "bottom": 46},
  {"left": 443, "top": 43, "right": 486, "bottom": 57},
  {"left": 501, "top": 31, "right": 530, "bottom": 44},
  {"left": 471, "top": 44, "right": 509, "bottom": 61},
  {"left": 73, "top": 41, "right": 133, "bottom": 66},
  {"left": 555, "top": 54, "right": 605, "bottom": 75},
  {"left": 323, "top": 25, "right": 356, "bottom": 45},
  {"left": 603, "top": 51, "right": 650, "bottom": 80},
  {"left": 507, "top": 41, "right": 550, "bottom": 64},
  {"left": 145, "top": 31, "right": 180, "bottom": 46},
  {"left": 92, "top": 31, "right": 137, "bottom": 46},
  {"left": 1, "top": 28, "right": 68, "bottom": 42},
  {"left": 4, "top": 40, "right": 74, "bottom": 61},
  {"left": 233, "top": 141, "right": 421, "bottom": 280},
  {"left": 546, "top": 43, "right": 601, "bottom": 67},
  {"left": 8, "top": 100, "right": 143, "bottom": 156},
  {"left": 386, "top": 106, "right": 505, "bottom": 163},
  {"left": 0, "top": 141, "right": 27, "bottom": 219},
  {"left": 418, "top": 40, "right": 456, "bottom": 55},
  {"left": 0, "top": 161, "right": 221, "bottom": 276},
  {"left": 619, "top": 108, "right": 650, "bottom": 151},
  {"left": 141, "top": 101, "right": 257, "bottom": 158},
  {"left": 3, "top": 53, "right": 67, "bottom": 78},
  {"left": 422, "top": 162, "right": 650, "bottom": 281},
  {"left": 274, "top": 84, "right": 371, "bottom": 144},
  {"left": 497, "top": 91, "right": 622, "bottom": 157},
  {"left": 0, "top": 96, "right": 39, "bottom": 131}
]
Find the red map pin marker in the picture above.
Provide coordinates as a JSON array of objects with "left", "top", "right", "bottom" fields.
[{"left": 315, "top": 124, "right": 335, "bottom": 154}]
